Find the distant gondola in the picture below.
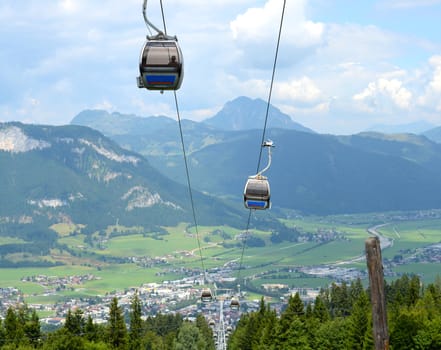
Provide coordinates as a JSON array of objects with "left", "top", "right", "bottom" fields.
[
  {"left": 201, "top": 288, "right": 213, "bottom": 303},
  {"left": 137, "top": 36, "right": 184, "bottom": 91},
  {"left": 230, "top": 297, "right": 240, "bottom": 310},
  {"left": 244, "top": 175, "right": 270, "bottom": 210}
]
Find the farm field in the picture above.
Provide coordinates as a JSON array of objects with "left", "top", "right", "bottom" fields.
[{"left": 1, "top": 211, "right": 441, "bottom": 305}]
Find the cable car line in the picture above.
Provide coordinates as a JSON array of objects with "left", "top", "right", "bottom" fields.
[
  {"left": 236, "top": 0, "right": 287, "bottom": 300},
  {"left": 138, "top": 0, "right": 207, "bottom": 296},
  {"left": 173, "top": 91, "right": 207, "bottom": 283},
  {"left": 159, "top": 0, "right": 168, "bottom": 36},
  {"left": 137, "top": 0, "right": 285, "bottom": 319},
  {"left": 256, "top": 0, "right": 286, "bottom": 174}
]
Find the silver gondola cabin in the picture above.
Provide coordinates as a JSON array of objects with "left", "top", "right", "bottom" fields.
[
  {"left": 201, "top": 288, "right": 213, "bottom": 303},
  {"left": 243, "top": 175, "right": 271, "bottom": 210},
  {"left": 230, "top": 297, "right": 240, "bottom": 310},
  {"left": 137, "top": 36, "right": 184, "bottom": 91}
]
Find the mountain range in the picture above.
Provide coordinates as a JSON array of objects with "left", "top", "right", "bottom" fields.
[
  {"left": 2, "top": 94, "right": 441, "bottom": 239},
  {"left": 423, "top": 126, "right": 441, "bottom": 143},
  {"left": 0, "top": 122, "right": 245, "bottom": 236},
  {"left": 71, "top": 96, "right": 441, "bottom": 215},
  {"left": 366, "top": 120, "right": 435, "bottom": 135}
]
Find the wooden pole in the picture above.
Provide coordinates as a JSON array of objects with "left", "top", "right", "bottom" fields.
[{"left": 365, "top": 236, "right": 389, "bottom": 350}]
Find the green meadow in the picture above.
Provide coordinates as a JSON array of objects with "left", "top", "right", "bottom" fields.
[{"left": 1, "top": 212, "right": 441, "bottom": 304}]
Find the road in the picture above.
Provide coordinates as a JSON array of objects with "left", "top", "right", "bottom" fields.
[
  {"left": 333, "top": 223, "right": 393, "bottom": 266},
  {"left": 366, "top": 223, "right": 393, "bottom": 249}
]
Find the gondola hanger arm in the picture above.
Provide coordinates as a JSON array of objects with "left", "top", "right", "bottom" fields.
[
  {"left": 257, "top": 140, "right": 274, "bottom": 177},
  {"left": 142, "top": 0, "right": 175, "bottom": 40}
]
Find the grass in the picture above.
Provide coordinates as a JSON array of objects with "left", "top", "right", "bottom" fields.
[
  {"left": 58, "top": 234, "right": 87, "bottom": 248},
  {"left": 50, "top": 223, "right": 84, "bottom": 237},
  {"left": 0, "top": 236, "right": 26, "bottom": 244},
  {"left": 392, "top": 263, "right": 441, "bottom": 284},
  {"left": 371, "top": 220, "right": 441, "bottom": 261},
  {"left": 2, "top": 213, "right": 441, "bottom": 304}
]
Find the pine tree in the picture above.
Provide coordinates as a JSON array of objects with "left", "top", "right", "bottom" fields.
[
  {"left": 311, "top": 317, "right": 351, "bottom": 349},
  {"left": 44, "top": 329, "right": 86, "bottom": 350},
  {"left": 305, "top": 302, "right": 313, "bottom": 319},
  {"left": 228, "top": 314, "right": 253, "bottom": 350},
  {"left": 65, "top": 309, "right": 85, "bottom": 336},
  {"left": 275, "top": 293, "right": 310, "bottom": 349},
  {"left": 174, "top": 321, "right": 206, "bottom": 350},
  {"left": 84, "top": 315, "right": 99, "bottom": 342},
  {"left": 24, "top": 309, "right": 41, "bottom": 348},
  {"left": 280, "top": 292, "right": 304, "bottom": 328},
  {"left": 312, "top": 296, "right": 330, "bottom": 323},
  {"left": 0, "top": 318, "right": 5, "bottom": 349},
  {"left": 330, "top": 282, "right": 350, "bottom": 317},
  {"left": 143, "top": 330, "right": 164, "bottom": 350},
  {"left": 4, "top": 307, "right": 25, "bottom": 347},
  {"left": 426, "top": 281, "right": 441, "bottom": 313},
  {"left": 362, "top": 313, "right": 374, "bottom": 350},
  {"left": 257, "top": 307, "right": 278, "bottom": 350},
  {"left": 348, "top": 291, "right": 370, "bottom": 349},
  {"left": 408, "top": 274, "right": 421, "bottom": 306},
  {"left": 128, "top": 291, "right": 143, "bottom": 350},
  {"left": 107, "top": 297, "right": 128, "bottom": 349},
  {"left": 195, "top": 314, "right": 215, "bottom": 350},
  {"left": 413, "top": 316, "right": 441, "bottom": 349},
  {"left": 390, "top": 308, "right": 424, "bottom": 350},
  {"left": 349, "top": 278, "right": 364, "bottom": 307}
]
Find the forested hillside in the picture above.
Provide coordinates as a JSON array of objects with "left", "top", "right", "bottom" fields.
[{"left": 229, "top": 274, "right": 441, "bottom": 349}]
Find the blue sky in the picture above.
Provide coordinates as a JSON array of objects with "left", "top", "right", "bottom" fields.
[{"left": 1, "top": 0, "right": 441, "bottom": 134}]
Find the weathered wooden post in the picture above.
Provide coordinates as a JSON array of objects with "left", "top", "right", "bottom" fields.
[{"left": 365, "top": 236, "right": 389, "bottom": 350}]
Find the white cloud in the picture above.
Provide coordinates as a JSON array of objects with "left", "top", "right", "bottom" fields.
[
  {"left": 1, "top": 0, "right": 441, "bottom": 133},
  {"left": 231, "top": 0, "right": 324, "bottom": 47},
  {"left": 130, "top": 97, "right": 176, "bottom": 118},
  {"left": 353, "top": 78, "right": 412, "bottom": 111},
  {"left": 229, "top": 0, "right": 324, "bottom": 70},
  {"left": 318, "top": 24, "right": 405, "bottom": 65},
  {"left": 417, "top": 55, "right": 441, "bottom": 111},
  {"left": 184, "top": 107, "right": 223, "bottom": 121},
  {"left": 93, "top": 100, "right": 115, "bottom": 112},
  {"left": 275, "top": 77, "right": 322, "bottom": 104},
  {"left": 59, "top": 0, "right": 80, "bottom": 14},
  {"left": 217, "top": 75, "right": 271, "bottom": 102},
  {"left": 427, "top": 55, "right": 441, "bottom": 91}
]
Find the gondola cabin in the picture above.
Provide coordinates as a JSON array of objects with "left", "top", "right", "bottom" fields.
[
  {"left": 137, "top": 38, "right": 183, "bottom": 91},
  {"left": 230, "top": 297, "right": 240, "bottom": 310},
  {"left": 244, "top": 176, "right": 270, "bottom": 210},
  {"left": 201, "top": 288, "right": 213, "bottom": 303}
]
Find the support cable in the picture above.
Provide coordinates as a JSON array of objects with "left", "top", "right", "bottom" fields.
[
  {"left": 153, "top": 0, "right": 207, "bottom": 284},
  {"left": 236, "top": 0, "right": 286, "bottom": 288},
  {"left": 159, "top": 0, "right": 167, "bottom": 36},
  {"left": 173, "top": 91, "right": 207, "bottom": 282},
  {"left": 256, "top": 0, "right": 286, "bottom": 174}
]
